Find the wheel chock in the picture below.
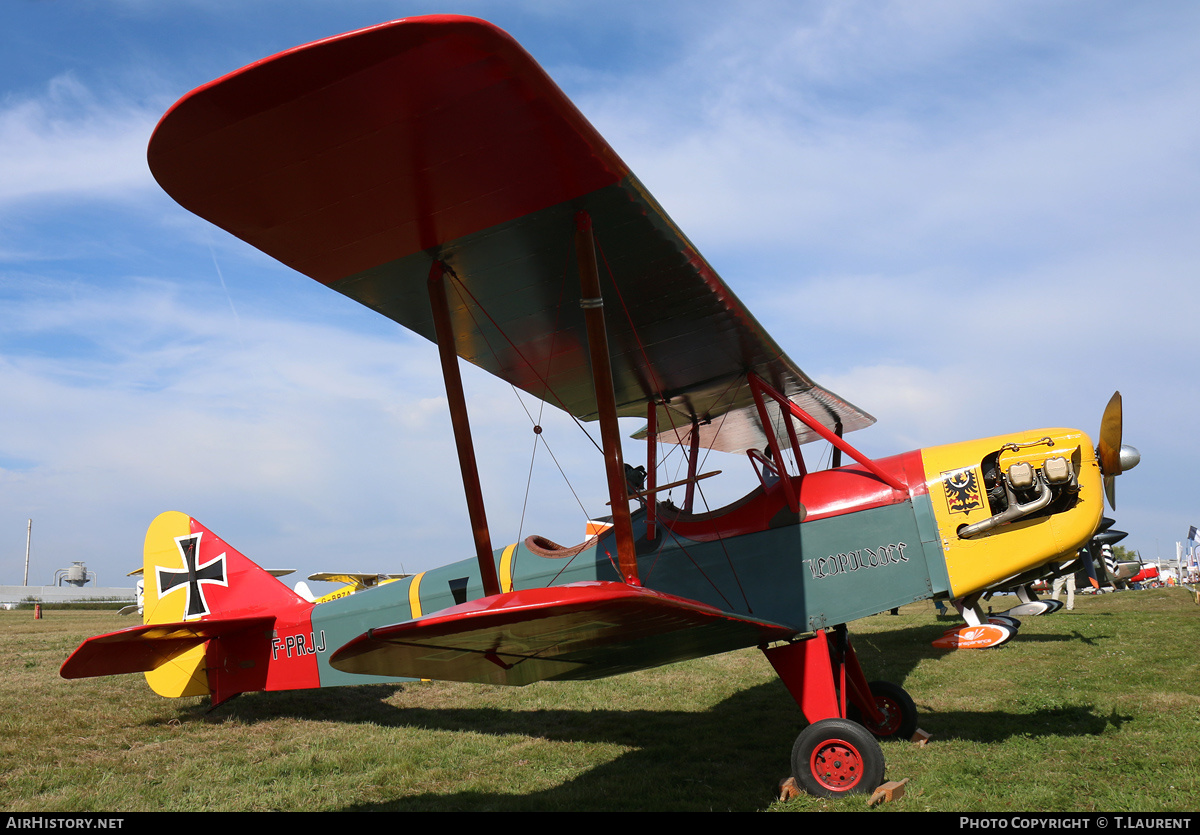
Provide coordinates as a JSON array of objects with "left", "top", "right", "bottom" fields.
[
  {"left": 778, "top": 776, "right": 801, "bottom": 801},
  {"left": 867, "top": 778, "right": 909, "bottom": 806}
]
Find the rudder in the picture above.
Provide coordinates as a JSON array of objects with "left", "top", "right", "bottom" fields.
[{"left": 143, "top": 511, "right": 210, "bottom": 697}]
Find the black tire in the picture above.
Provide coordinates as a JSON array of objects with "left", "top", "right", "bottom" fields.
[
  {"left": 849, "top": 680, "right": 919, "bottom": 741},
  {"left": 791, "top": 718, "right": 885, "bottom": 798}
]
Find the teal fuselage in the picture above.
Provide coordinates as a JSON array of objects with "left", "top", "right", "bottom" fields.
[{"left": 310, "top": 475, "right": 952, "bottom": 688}]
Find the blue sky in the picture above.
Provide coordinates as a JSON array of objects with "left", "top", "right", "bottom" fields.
[{"left": 2, "top": 1, "right": 1197, "bottom": 591}]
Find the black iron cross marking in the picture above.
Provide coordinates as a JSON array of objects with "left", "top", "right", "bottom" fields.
[{"left": 156, "top": 532, "right": 227, "bottom": 619}]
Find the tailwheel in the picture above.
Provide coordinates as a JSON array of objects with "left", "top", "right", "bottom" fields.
[
  {"left": 850, "top": 680, "right": 918, "bottom": 741},
  {"left": 791, "top": 718, "right": 885, "bottom": 798}
]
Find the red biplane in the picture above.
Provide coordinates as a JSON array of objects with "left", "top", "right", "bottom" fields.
[{"left": 61, "top": 16, "right": 1138, "bottom": 797}]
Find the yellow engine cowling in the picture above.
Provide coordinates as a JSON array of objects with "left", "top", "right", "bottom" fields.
[{"left": 920, "top": 428, "right": 1103, "bottom": 599}]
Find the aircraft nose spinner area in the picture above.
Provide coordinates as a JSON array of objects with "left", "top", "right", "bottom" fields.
[{"left": 920, "top": 427, "right": 1104, "bottom": 599}]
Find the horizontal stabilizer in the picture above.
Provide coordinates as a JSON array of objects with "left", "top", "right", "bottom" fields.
[
  {"left": 60, "top": 616, "right": 273, "bottom": 679},
  {"left": 330, "top": 581, "right": 796, "bottom": 686}
]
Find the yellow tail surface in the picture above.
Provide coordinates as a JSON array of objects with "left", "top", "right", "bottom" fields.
[{"left": 142, "top": 511, "right": 210, "bottom": 698}]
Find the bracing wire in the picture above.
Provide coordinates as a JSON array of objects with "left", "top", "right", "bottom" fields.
[{"left": 439, "top": 262, "right": 601, "bottom": 542}]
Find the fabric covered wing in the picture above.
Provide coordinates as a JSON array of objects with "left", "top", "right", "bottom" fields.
[
  {"left": 147, "top": 15, "right": 873, "bottom": 452},
  {"left": 328, "top": 581, "right": 796, "bottom": 685}
]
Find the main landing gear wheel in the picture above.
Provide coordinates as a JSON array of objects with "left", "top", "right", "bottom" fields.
[
  {"left": 791, "top": 718, "right": 885, "bottom": 798},
  {"left": 849, "top": 680, "right": 919, "bottom": 741}
]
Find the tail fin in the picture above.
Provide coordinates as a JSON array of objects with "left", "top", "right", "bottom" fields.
[
  {"left": 62, "top": 511, "right": 312, "bottom": 703},
  {"left": 143, "top": 511, "right": 312, "bottom": 698}
]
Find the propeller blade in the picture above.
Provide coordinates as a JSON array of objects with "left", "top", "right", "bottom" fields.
[
  {"left": 1097, "top": 391, "right": 1123, "bottom": 476},
  {"left": 1097, "top": 392, "right": 1125, "bottom": 509}
]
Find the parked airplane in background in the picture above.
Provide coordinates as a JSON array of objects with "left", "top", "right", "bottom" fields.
[
  {"left": 61, "top": 16, "right": 1138, "bottom": 798},
  {"left": 297, "top": 572, "right": 411, "bottom": 604}
]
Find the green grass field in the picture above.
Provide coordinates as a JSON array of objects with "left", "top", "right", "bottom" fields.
[{"left": 4, "top": 588, "right": 1198, "bottom": 812}]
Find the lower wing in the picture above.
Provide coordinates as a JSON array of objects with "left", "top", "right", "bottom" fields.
[{"left": 329, "top": 581, "right": 796, "bottom": 686}]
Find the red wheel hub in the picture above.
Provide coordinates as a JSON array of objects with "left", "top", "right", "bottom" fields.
[{"left": 809, "top": 738, "right": 864, "bottom": 791}]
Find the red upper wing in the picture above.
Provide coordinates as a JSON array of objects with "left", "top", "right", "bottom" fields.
[{"left": 148, "top": 15, "right": 874, "bottom": 451}]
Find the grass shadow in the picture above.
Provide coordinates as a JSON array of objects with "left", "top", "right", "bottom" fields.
[{"left": 154, "top": 657, "right": 1137, "bottom": 811}]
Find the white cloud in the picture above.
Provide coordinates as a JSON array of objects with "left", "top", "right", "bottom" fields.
[
  {"left": 0, "top": 74, "right": 159, "bottom": 209},
  {"left": 571, "top": 0, "right": 1200, "bottom": 278},
  {"left": 0, "top": 275, "right": 617, "bottom": 583}
]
